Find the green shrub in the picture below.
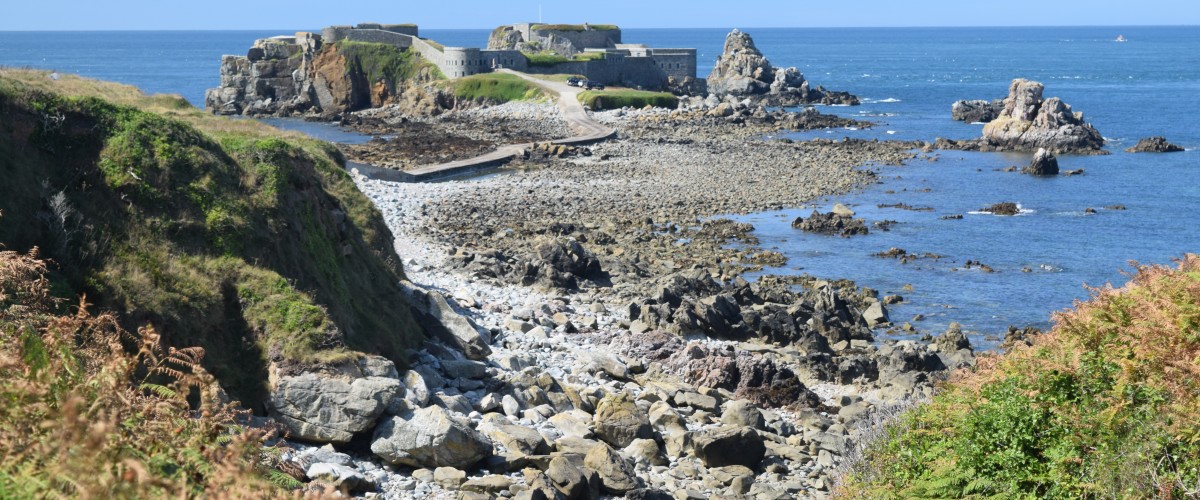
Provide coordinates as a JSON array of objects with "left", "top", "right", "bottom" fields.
[
  {"left": 578, "top": 89, "right": 678, "bottom": 110},
  {"left": 839, "top": 256, "right": 1200, "bottom": 498},
  {"left": 0, "top": 72, "right": 425, "bottom": 406},
  {"left": 448, "top": 73, "right": 545, "bottom": 103}
]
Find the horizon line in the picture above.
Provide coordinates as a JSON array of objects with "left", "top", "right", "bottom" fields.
[{"left": 1, "top": 24, "right": 1197, "bottom": 32}]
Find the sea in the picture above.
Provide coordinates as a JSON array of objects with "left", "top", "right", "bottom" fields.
[{"left": 2, "top": 27, "right": 1197, "bottom": 346}]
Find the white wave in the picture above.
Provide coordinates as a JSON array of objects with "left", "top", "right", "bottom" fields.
[
  {"left": 877, "top": 98, "right": 901, "bottom": 103},
  {"left": 845, "top": 127, "right": 859, "bottom": 131},
  {"left": 886, "top": 130, "right": 897, "bottom": 135},
  {"left": 970, "top": 121, "right": 987, "bottom": 125}
]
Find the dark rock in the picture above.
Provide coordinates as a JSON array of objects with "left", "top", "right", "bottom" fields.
[
  {"left": 791, "top": 210, "right": 869, "bottom": 237},
  {"left": 951, "top": 99, "right": 1003, "bottom": 122},
  {"left": 979, "top": 202, "right": 1020, "bottom": 216},
  {"left": 1023, "top": 148, "right": 1060, "bottom": 176},
  {"left": 1126, "top": 136, "right": 1185, "bottom": 153}
]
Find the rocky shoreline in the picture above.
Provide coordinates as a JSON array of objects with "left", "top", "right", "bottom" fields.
[{"left": 240, "top": 98, "right": 995, "bottom": 499}]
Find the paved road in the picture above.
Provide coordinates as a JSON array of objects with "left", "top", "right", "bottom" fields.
[{"left": 401, "top": 70, "right": 615, "bottom": 182}]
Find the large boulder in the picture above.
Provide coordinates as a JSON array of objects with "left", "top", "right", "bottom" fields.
[
  {"left": 1126, "top": 136, "right": 1185, "bottom": 153},
  {"left": 269, "top": 357, "right": 401, "bottom": 443},
  {"left": 980, "top": 79, "right": 1105, "bottom": 154},
  {"left": 706, "top": 29, "right": 858, "bottom": 105},
  {"left": 400, "top": 281, "right": 492, "bottom": 360},
  {"left": 546, "top": 456, "right": 602, "bottom": 500},
  {"left": 592, "top": 392, "right": 653, "bottom": 448},
  {"left": 371, "top": 406, "right": 493, "bottom": 469},
  {"left": 584, "top": 442, "right": 640, "bottom": 494},
  {"left": 478, "top": 415, "right": 551, "bottom": 457},
  {"left": 1023, "top": 148, "right": 1060, "bottom": 176},
  {"left": 692, "top": 426, "right": 766, "bottom": 468}
]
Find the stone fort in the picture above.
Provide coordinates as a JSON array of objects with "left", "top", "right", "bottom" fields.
[{"left": 316, "top": 22, "right": 696, "bottom": 90}]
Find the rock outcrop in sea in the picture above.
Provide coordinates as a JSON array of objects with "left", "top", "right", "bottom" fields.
[
  {"left": 707, "top": 29, "right": 859, "bottom": 106},
  {"left": 1126, "top": 136, "right": 1185, "bottom": 153},
  {"left": 1024, "top": 148, "right": 1060, "bottom": 175},
  {"left": 939, "top": 79, "right": 1106, "bottom": 154}
]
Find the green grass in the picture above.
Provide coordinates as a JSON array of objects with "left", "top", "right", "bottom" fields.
[
  {"left": 523, "top": 51, "right": 605, "bottom": 67},
  {"left": 578, "top": 89, "right": 678, "bottom": 110},
  {"left": 0, "top": 70, "right": 426, "bottom": 405},
  {"left": 445, "top": 72, "right": 545, "bottom": 103},
  {"left": 335, "top": 41, "right": 444, "bottom": 91},
  {"left": 530, "top": 23, "right": 618, "bottom": 31},
  {"left": 838, "top": 257, "right": 1200, "bottom": 498}
]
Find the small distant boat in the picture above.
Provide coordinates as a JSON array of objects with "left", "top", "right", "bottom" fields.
[{"left": 1115, "top": 34, "right": 1128, "bottom": 42}]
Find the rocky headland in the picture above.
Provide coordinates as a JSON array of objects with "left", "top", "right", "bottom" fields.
[
  {"left": 707, "top": 30, "right": 860, "bottom": 107},
  {"left": 939, "top": 78, "right": 1106, "bottom": 154},
  {"left": 206, "top": 33, "right": 459, "bottom": 118}
]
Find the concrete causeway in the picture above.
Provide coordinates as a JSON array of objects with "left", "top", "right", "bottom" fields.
[{"left": 381, "top": 70, "right": 617, "bottom": 183}]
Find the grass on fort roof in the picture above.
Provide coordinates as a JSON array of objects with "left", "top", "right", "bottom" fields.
[
  {"left": 420, "top": 38, "right": 444, "bottom": 52},
  {"left": 530, "top": 24, "right": 618, "bottom": 31},
  {"left": 523, "top": 51, "right": 605, "bottom": 67},
  {"left": 578, "top": 88, "right": 678, "bottom": 110}
]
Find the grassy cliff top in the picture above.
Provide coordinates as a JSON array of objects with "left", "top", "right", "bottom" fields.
[
  {"left": 0, "top": 69, "right": 425, "bottom": 406},
  {"left": 838, "top": 255, "right": 1200, "bottom": 498}
]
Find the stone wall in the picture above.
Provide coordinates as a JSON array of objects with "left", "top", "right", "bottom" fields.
[
  {"left": 512, "top": 23, "right": 622, "bottom": 55},
  {"left": 650, "top": 49, "right": 696, "bottom": 82}
]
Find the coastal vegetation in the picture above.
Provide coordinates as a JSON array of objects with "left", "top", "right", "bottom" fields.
[
  {"left": 0, "top": 69, "right": 426, "bottom": 406},
  {"left": 0, "top": 246, "right": 288, "bottom": 496},
  {"left": 336, "top": 40, "right": 445, "bottom": 92},
  {"left": 838, "top": 256, "right": 1200, "bottom": 498},
  {"left": 578, "top": 88, "right": 678, "bottom": 110},
  {"left": 445, "top": 72, "right": 546, "bottom": 103}
]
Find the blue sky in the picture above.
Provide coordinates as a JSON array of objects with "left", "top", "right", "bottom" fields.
[{"left": 4, "top": 0, "right": 1198, "bottom": 30}]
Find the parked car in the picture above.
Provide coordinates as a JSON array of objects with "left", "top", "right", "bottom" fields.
[
  {"left": 566, "top": 77, "right": 583, "bottom": 87},
  {"left": 583, "top": 81, "right": 605, "bottom": 90}
]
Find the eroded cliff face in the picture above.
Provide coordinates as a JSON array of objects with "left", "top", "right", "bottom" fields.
[
  {"left": 706, "top": 30, "right": 859, "bottom": 106},
  {"left": 206, "top": 36, "right": 450, "bottom": 118}
]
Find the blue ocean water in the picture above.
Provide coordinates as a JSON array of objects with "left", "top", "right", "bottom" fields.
[{"left": 1, "top": 26, "right": 1197, "bottom": 343}]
